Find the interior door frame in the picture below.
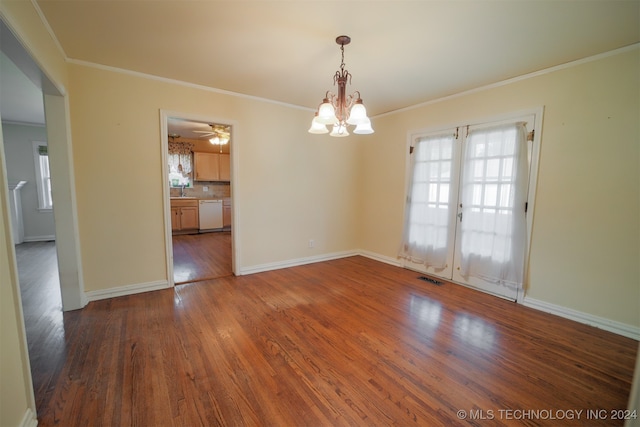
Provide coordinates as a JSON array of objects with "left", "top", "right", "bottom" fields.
[
  {"left": 402, "top": 107, "right": 544, "bottom": 302},
  {"left": 159, "top": 110, "right": 239, "bottom": 285}
]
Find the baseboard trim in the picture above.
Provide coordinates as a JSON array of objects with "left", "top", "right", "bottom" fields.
[
  {"left": 80, "top": 249, "right": 639, "bottom": 341},
  {"left": 522, "top": 296, "right": 640, "bottom": 341},
  {"left": 357, "top": 250, "right": 403, "bottom": 267},
  {"left": 359, "top": 249, "right": 639, "bottom": 340},
  {"left": 19, "top": 408, "right": 38, "bottom": 427},
  {"left": 238, "top": 250, "right": 358, "bottom": 275},
  {"left": 85, "top": 280, "right": 171, "bottom": 302},
  {"left": 22, "top": 235, "right": 56, "bottom": 242}
]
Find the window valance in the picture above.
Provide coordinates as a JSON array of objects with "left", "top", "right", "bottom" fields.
[{"left": 168, "top": 141, "right": 194, "bottom": 155}]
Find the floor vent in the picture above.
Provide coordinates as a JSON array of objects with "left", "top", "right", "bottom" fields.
[{"left": 417, "top": 276, "right": 443, "bottom": 286}]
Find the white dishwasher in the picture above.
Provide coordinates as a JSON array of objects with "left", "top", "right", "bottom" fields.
[{"left": 199, "top": 199, "right": 223, "bottom": 231}]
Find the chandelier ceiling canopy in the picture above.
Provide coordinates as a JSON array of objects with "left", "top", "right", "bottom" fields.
[{"left": 308, "top": 35, "right": 374, "bottom": 137}]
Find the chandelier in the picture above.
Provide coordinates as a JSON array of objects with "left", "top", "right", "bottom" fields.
[{"left": 308, "top": 35, "right": 374, "bottom": 137}]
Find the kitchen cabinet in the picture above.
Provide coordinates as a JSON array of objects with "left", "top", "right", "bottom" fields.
[
  {"left": 171, "top": 199, "right": 199, "bottom": 233},
  {"left": 194, "top": 152, "right": 230, "bottom": 182},
  {"left": 223, "top": 198, "right": 232, "bottom": 228},
  {"left": 219, "top": 154, "right": 230, "bottom": 181}
]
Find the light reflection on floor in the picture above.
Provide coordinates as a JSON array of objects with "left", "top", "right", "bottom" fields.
[
  {"left": 409, "top": 294, "right": 442, "bottom": 337},
  {"left": 408, "top": 293, "right": 497, "bottom": 351},
  {"left": 454, "top": 313, "right": 496, "bottom": 351}
]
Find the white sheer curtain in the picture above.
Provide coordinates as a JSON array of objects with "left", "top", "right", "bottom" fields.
[
  {"left": 399, "top": 133, "right": 455, "bottom": 268},
  {"left": 459, "top": 122, "right": 528, "bottom": 290}
]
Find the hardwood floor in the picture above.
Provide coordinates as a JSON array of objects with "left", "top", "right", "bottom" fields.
[
  {"left": 14, "top": 241, "right": 66, "bottom": 414},
  {"left": 172, "top": 231, "right": 232, "bottom": 284},
  {"left": 16, "top": 244, "right": 638, "bottom": 426}
]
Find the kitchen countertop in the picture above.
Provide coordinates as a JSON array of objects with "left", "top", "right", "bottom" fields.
[{"left": 170, "top": 196, "right": 230, "bottom": 201}]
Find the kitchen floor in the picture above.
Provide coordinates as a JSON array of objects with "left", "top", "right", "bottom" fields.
[{"left": 172, "top": 231, "right": 232, "bottom": 284}]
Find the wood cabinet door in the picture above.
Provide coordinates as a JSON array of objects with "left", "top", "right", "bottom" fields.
[
  {"left": 219, "top": 154, "right": 231, "bottom": 181},
  {"left": 180, "top": 206, "right": 199, "bottom": 229},
  {"left": 223, "top": 206, "right": 232, "bottom": 227},
  {"left": 171, "top": 207, "right": 181, "bottom": 231},
  {"left": 194, "top": 152, "right": 220, "bottom": 181}
]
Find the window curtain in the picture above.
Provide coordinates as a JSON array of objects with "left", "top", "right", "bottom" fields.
[
  {"left": 168, "top": 141, "right": 194, "bottom": 176},
  {"left": 459, "top": 122, "right": 528, "bottom": 290},
  {"left": 399, "top": 133, "right": 455, "bottom": 269}
]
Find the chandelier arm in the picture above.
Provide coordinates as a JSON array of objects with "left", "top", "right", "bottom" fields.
[{"left": 344, "top": 94, "right": 355, "bottom": 111}]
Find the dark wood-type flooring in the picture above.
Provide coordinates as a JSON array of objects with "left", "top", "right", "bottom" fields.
[
  {"left": 15, "top": 242, "right": 638, "bottom": 426},
  {"left": 173, "top": 231, "right": 232, "bottom": 284}
]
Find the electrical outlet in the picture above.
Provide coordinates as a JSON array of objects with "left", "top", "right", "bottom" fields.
[
  {"left": 203, "top": 186, "right": 209, "bottom": 192},
  {"left": 308, "top": 239, "right": 315, "bottom": 248}
]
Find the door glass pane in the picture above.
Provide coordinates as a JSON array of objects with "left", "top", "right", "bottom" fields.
[
  {"left": 400, "top": 133, "right": 456, "bottom": 269},
  {"left": 458, "top": 122, "right": 528, "bottom": 291}
]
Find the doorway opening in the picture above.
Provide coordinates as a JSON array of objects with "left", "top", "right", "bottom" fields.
[
  {"left": 1, "top": 16, "right": 85, "bottom": 420},
  {"left": 161, "top": 112, "right": 236, "bottom": 285}
]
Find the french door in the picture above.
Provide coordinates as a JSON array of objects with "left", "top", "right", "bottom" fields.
[{"left": 400, "top": 113, "right": 539, "bottom": 301}]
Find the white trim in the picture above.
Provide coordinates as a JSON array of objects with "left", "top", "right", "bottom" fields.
[
  {"left": 159, "top": 112, "right": 174, "bottom": 287},
  {"left": 85, "top": 280, "right": 170, "bottom": 302},
  {"left": 44, "top": 93, "right": 86, "bottom": 311},
  {"left": 29, "top": 0, "right": 67, "bottom": 59},
  {"left": 72, "top": 59, "right": 313, "bottom": 112},
  {"left": 76, "top": 245, "right": 639, "bottom": 341},
  {"left": 0, "top": 120, "right": 45, "bottom": 128},
  {"left": 19, "top": 408, "right": 38, "bottom": 427},
  {"left": 22, "top": 234, "right": 55, "bottom": 242},
  {"left": 520, "top": 107, "right": 544, "bottom": 303},
  {"left": 65, "top": 44, "right": 639, "bottom": 120},
  {"left": 238, "top": 250, "right": 358, "bottom": 276},
  {"left": 358, "top": 249, "right": 403, "bottom": 268},
  {"left": 361, "top": 248, "right": 639, "bottom": 341},
  {"left": 521, "top": 296, "right": 640, "bottom": 341},
  {"left": 376, "top": 43, "right": 640, "bottom": 119}
]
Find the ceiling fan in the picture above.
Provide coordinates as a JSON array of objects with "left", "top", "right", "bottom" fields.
[{"left": 192, "top": 124, "right": 231, "bottom": 145}]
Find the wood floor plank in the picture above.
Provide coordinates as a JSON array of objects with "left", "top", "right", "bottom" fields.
[
  {"left": 14, "top": 243, "right": 638, "bottom": 426},
  {"left": 172, "top": 231, "right": 232, "bottom": 284}
]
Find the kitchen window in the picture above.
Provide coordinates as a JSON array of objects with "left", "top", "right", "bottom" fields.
[{"left": 168, "top": 141, "right": 194, "bottom": 188}]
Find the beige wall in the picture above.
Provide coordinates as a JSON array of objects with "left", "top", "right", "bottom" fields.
[
  {"left": 359, "top": 48, "right": 640, "bottom": 328},
  {"left": 68, "top": 63, "right": 360, "bottom": 291}
]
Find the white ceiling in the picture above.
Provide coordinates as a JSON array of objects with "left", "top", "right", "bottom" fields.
[{"left": 2, "top": 1, "right": 639, "bottom": 130}]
